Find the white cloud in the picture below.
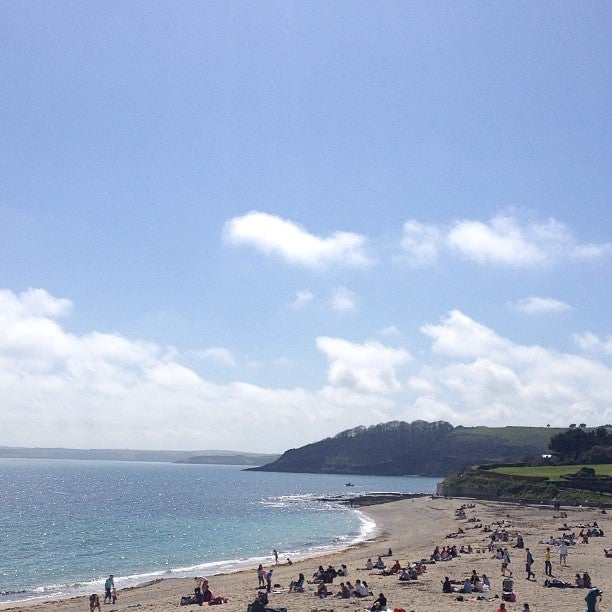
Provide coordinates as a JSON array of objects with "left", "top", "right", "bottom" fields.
[
  {"left": 293, "top": 290, "right": 314, "bottom": 309},
  {"left": 316, "top": 336, "right": 411, "bottom": 394},
  {"left": 400, "top": 220, "right": 441, "bottom": 266},
  {"left": 413, "top": 310, "right": 612, "bottom": 426},
  {"left": 1, "top": 289, "right": 610, "bottom": 453},
  {"left": 401, "top": 214, "right": 610, "bottom": 268},
  {"left": 224, "top": 211, "right": 370, "bottom": 268},
  {"left": 574, "top": 332, "right": 612, "bottom": 356},
  {"left": 330, "top": 287, "right": 357, "bottom": 312},
  {"left": 447, "top": 216, "right": 552, "bottom": 265},
  {"left": 514, "top": 296, "right": 572, "bottom": 314}
]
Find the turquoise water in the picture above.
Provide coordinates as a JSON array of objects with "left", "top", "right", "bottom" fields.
[{"left": 0, "top": 459, "right": 440, "bottom": 603}]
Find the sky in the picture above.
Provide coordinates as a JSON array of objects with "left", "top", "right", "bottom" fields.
[{"left": 1, "top": 1, "right": 611, "bottom": 453}]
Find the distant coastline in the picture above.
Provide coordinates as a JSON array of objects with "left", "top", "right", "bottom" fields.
[{"left": 0, "top": 446, "right": 279, "bottom": 465}]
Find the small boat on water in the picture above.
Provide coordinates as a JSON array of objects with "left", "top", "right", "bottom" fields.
[{"left": 345, "top": 482, "right": 355, "bottom": 487}]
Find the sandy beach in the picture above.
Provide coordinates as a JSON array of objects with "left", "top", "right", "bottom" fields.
[{"left": 3, "top": 496, "right": 610, "bottom": 612}]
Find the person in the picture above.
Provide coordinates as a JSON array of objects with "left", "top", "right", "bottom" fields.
[
  {"left": 289, "top": 572, "right": 305, "bottom": 592},
  {"left": 575, "top": 573, "right": 584, "bottom": 588},
  {"left": 265, "top": 568, "right": 273, "bottom": 593},
  {"left": 257, "top": 564, "right": 265, "bottom": 588},
  {"left": 374, "top": 555, "right": 385, "bottom": 569},
  {"left": 462, "top": 578, "right": 472, "bottom": 594},
  {"left": 482, "top": 574, "right": 491, "bottom": 590},
  {"left": 523, "top": 605, "right": 531, "bottom": 611},
  {"left": 273, "top": 549, "right": 278, "bottom": 564},
  {"left": 389, "top": 560, "right": 401, "bottom": 573},
  {"left": 604, "top": 548, "right": 612, "bottom": 557},
  {"left": 442, "top": 577, "right": 452, "bottom": 593},
  {"left": 559, "top": 540, "right": 568, "bottom": 566},
  {"left": 585, "top": 588, "right": 602, "bottom": 612},
  {"left": 583, "top": 572, "right": 592, "bottom": 589},
  {"left": 286, "top": 557, "right": 292, "bottom": 566},
  {"left": 497, "top": 604, "right": 507, "bottom": 612},
  {"left": 89, "top": 594, "right": 101, "bottom": 612},
  {"left": 370, "top": 592, "right": 387, "bottom": 611},
  {"left": 316, "top": 580, "right": 331, "bottom": 598},
  {"left": 337, "top": 582, "right": 350, "bottom": 598},
  {"left": 525, "top": 548, "right": 535, "bottom": 580},
  {"left": 544, "top": 546, "right": 553, "bottom": 576},
  {"left": 354, "top": 579, "right": 368, "bottom": 597},
  {"left": 249, "top": 593, "right": 267, "bottom": 612},
  {"left": 502, "top": 548, "right": 512, "bottom": 576},
  {"left": 111, "top": 587, "right": 118, "bottom": 604},
  {"left": 104, "top": 575, "right": 114, "bottom": 604},
  {"left": 338, "top": 563, "right": 348, "bottom": 576},
  {"left": 365, "top": 558, "right": 374, "bottom": 570}
]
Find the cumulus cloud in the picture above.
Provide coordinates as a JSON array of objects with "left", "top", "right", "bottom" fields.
[
  {"left": 514, "top": 296, "right": 572, "bottom": 314},
  {"left": 574, "top": 332, "right": 612, "bottom": 356},
  {"left": 413, "top": 310, "right": 612, "bottom": 426},
  {"left": 400, "top": 214, "right": 610, "bottom": 267},
  {"left": 330, "top": 287, "right": 357, "bottom": 312},
  {"left": 316, "top": 336, "right": 411, "bottom": 394},
  {"left": 2, "top": 288, "right": 610, "bottom": 452},
  {"left": 224, "top": 211, "right": 370, "bottom": 268}
]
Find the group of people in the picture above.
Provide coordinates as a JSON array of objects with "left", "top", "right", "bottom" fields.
[
  {"left": 88, "top": 574, "right": 117, "bottom": 611},
  {"left": 180, "top": 578, "right": 227, "bottom": 606}
]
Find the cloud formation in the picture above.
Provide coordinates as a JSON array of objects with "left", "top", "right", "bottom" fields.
[
  {"left": 225, "top": 211, "right": 370, "bottom": 268},
  {"left": 330, "top": 287, "right": 357, "bottom": 312},
  {"left": 574, "top": 332, "right": 612, "bottom": 356},
  {"left": 1, "top": 289, "right": 610, "bottom": 452},
  {"left": 514, "top": 296, "right": 572, "bottom": 314},
  {"left": 316, "top": 336, "right": 410, "bottom": 394},
  {"left": 416, "top": 310, "right": 612, "bottom": 426},
  {"left": 401, "top": 214, "right": 610, "bottom": 267}
]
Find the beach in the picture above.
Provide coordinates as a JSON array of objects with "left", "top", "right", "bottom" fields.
[{"left": 2, "top": 496, "right": 610, "bottom": 612}]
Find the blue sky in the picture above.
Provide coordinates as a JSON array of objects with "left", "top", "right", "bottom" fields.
[{"left": 1, "top": 2, "right": 610, "bottom": 452}]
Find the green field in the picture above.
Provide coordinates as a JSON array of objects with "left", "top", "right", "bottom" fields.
[
  {"left": 456, "top": 425, "right": 566, "bottom": 448},
  {"left": 490, "top": 464, "right": 612, "bottom": 480}
]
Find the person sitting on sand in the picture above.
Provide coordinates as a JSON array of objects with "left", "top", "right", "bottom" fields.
[
  {"left": 575, "top": 573, "right": 584, "bottom": 588},
  {"left": 604, "top": 548, "right": 612, "bottom": 557},
  {"left": 345, "top": 581, "right": 355, "bottom": 597},
  {"left": 497, "top": 604, "right": 507, "bottom": 612},
  {"left": 248, "top": 594, "right": 266, "bottom": 612},
  {"left": 89, "top": 594, "right": 101, "bottom": 612},
  {"left": 461, "top": 578, "right": 472, "bottom": 594},
  {"left": 354, "top": 579, "right": 369, "bottom": 597},
  {"left": 442, "top": 577, "right": 452, "bottom": 593},
  {"left": 365, "top": 558, "right": 374, "bottom": 570},
  {"left": 583, "top": 572, "right": 592, "bottom": 589},
  {"left": 289, "top": 572, "right": 305, "bottom": 593},
  {"left": 374, "top": 555, "right": 385, "bottom": 569},
  {"left": 370, "top": 592, "right": 387, "bottom": 611},
  {"left": 316, "top": 580, "right": 330, "bottom": 598},
  {"left": 482, "top": 574, "right": 491, "bottom": 590},
  {"left": 389, "top": 560, "right": 402, "bottom": 573},
  {"left": 337, "top": 582, "right": 350, "bottom": 598}
]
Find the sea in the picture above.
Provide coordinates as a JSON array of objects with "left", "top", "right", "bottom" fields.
[{"left": 0, "top": 458, "right": 441, "bottom": 603}]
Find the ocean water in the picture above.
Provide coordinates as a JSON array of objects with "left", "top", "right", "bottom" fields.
[{"left": 0, "top": 458, "right": 440, "bottom": 603}]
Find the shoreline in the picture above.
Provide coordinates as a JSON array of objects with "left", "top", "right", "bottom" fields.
[{"left": 3, "top": 496, "right": 610, "bottom": 611}]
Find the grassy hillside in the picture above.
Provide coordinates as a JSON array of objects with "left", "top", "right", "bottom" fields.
[
  {"left": 457, "top": 425, "right": 565, "bottom": 448},
  {"left": 490, "top": 464, "right": 612, "bottom": 479}
]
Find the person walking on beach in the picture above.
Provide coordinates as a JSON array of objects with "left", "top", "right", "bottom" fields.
[
  {"left": 559, "top": 540, "right": 568, "bottom": 566},
  {"left": 273, "top": 549, "right": 278, "bottom": 564},
  {"left": 525, "top": 548, "right": 535, "bottom": 580},
  {"left": 544, "top": 546, "right": 553, "bottom": 576},
  {"left": 104, "top": 575, "right": 114, "bottom": 604}
]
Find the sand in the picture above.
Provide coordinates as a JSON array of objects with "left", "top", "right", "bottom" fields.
[{"left": 2, "top": 496, "right": 610, "bottom": 612}]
